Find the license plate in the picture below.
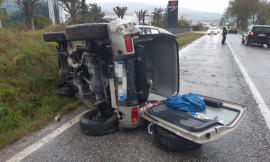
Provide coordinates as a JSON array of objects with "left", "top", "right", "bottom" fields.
[{"left": 258, "top": 34, "right": 266, "bottom": 37}]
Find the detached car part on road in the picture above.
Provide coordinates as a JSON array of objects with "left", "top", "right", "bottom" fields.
[{"left": 43, "top": 19, "right": 245, "bottom": 151}]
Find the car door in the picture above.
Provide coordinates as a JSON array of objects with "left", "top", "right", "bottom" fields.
[{"left": 138, "top": 33, "right": 245, "bottom": 144}]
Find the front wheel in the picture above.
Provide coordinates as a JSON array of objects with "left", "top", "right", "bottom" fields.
[{"left": 80, "top": 109, "right": 118, "bottom": 136}]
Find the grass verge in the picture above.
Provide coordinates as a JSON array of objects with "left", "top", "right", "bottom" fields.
[
  {"left": 176, "top": 32, "right": 204, "bottom": 48},
  {"left": 0, "top": 28, "right": 80, "bottom": 149}
]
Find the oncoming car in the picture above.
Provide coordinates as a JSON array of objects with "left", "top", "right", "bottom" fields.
[
  {"left": 207, "top": 27, "right": 219, "bottom": 35},
  {"left": 43, "top": 20, "right": 245, "bottom": 151}
]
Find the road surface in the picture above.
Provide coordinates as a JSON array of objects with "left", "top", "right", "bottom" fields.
[
  {"left": 1, "top": 34, "right": 270, "bottom": 162},
  {"left": 227, "top": 34, "right": 270, "bottom": 107}
]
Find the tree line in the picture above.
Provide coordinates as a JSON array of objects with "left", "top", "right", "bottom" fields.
[
  {"left": 221, "top": 0, "right": 270, "bottom": 29},
  {"left": 0, "top": 0, "right": 199, "bottom": 31}
]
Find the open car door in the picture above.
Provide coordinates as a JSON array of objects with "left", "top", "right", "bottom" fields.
[
  {"left": 136, "top": 33, "right": 245, "bottom": 144},
  {"left": 141, "top": 96, "right": 245, "bottom": 144}
]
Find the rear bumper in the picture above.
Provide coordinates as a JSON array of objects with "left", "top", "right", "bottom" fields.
[{"left": 248, "top": 37, "right": 270, "bottom": 45}]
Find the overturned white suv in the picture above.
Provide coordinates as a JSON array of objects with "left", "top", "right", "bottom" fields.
[{"left": 43, "top": 19, "right": 244, "bottom": 151}]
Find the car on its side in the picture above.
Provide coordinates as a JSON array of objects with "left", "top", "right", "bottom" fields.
[
  {"left": 242, "top": 25, "right": 270, "bottom": 48},
  {"left": 43, "top": 20, "right": 245, "bottom": 152},
  {"left": 207, "top": 27, "right": 219, "bottom": 35}
]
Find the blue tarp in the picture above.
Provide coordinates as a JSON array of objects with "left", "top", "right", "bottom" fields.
[{"left": 164, "top": 93, "right": 205, "bottom": 112}]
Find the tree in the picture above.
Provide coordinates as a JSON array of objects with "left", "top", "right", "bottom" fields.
[
  {"left": 113, "top": 6, "right": 127, "bottom": 19},
  {"left": 135, "top": 10, "right": 148, "bottom": 25},
  {"left": 81, "top": 0, "right": 86, "bottom": 16},
  {"left": 0, "top": 0, "right": 4, "bottom": 28},
  {"left": 58, "top": 0, "right": 81, "bottom": 24},
  {"left": 152, "top": 8, "right": 163, "bottom": 27},
  {"left": 256, "top": 0, "right": 270, "bottom": 25},
  {"left": 135, "top": 11, "right": 142, "bottom": 24},
  {"left": 227, "top": 0, "right": 260, "bottom": 29},
  {"left": 88, "top": 3, "right": 105, "bottom": 22},
  {"left": 17, "top": 0, "right": 39, "bottom": 30},
  {"left": 178, "top": 18, "right": 191, "bottom": 28}
]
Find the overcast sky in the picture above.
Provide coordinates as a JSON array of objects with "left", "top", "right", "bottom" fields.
[{"left": 87, "top": 0, "right": 230, "bottom": 13}]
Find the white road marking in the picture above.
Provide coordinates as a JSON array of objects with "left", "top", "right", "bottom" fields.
[
  {"left": 6, "top": 111, "right": 87, "bottom": 162},
  {"left": 227, "top": 40, "right": 270, "bottom": 130}
]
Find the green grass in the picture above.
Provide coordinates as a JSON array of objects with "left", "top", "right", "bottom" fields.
[
  {"left": 176, "top": 32, "right": 204, "bottom": 48},
  {"left": 0, "top": 28, "right": 80, "bottom": 149}
]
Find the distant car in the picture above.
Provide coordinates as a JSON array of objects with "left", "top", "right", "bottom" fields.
[
  {"left": 228, "top": 27, "right": 238, "bottom": 34},
  {"left": 242, "top": 25, "right": 270, "bottom": 47},
  {"left": 207, "top": 27, "right": 219, "bottom": 35}
]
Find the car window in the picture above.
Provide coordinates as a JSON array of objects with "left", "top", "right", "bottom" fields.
[
  {"left": 151, "top": 29, "right": 159, "bottom": 34},
  {"left": 253, "top": 27, "right": 270, "bottom": 33},
  {"left": 140, "top": 27, "right": 151, "bottom": 35},
  {"left": 140, "top": 27, "right": 159, "bottom": 35}
]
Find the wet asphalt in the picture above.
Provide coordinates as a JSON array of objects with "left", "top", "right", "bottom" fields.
[
  {"left": 227, "top": 34, "right": 270, "bottom": 107},
  {"left": 2, "top": 34, "right": 270, "bottom": 162}
]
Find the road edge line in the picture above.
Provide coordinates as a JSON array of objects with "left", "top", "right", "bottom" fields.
[
  {"left": 6, "top": 111, "right": 87, "bottom": 162},
  {"left": 227, "top": 40, "right": 270, "bottom": 130},
  {"left": 179, "top": 35, "right": 206, "bottom": 58}
]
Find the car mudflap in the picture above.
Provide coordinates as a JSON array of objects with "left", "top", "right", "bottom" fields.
[{"left": 140, "top": 95, "right": 245, "bottom": 144}]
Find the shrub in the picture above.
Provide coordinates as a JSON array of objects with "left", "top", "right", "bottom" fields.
[{"left": 34, "top": 15, "right": 52, "bottom": 30}]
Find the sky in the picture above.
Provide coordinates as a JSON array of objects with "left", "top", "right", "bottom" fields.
[{"left": 87, "top": 0, "right": 230, "bottom": 13}]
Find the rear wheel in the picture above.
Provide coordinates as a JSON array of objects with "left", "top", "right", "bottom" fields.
[
  {"left": 241, "top": 38, "right": 245, "bottom": 44},
  {"left": 66, "top": 23, "right": 108, "bottom": 41},
  {"left": 80, "top": 107, "right": 118, "bottom": 136},
  {"left": 244, "top": 39, "right": 249, "bottom": 46},
  {"left": 150, "top": 124, "right": 202, "bottom": 152}
]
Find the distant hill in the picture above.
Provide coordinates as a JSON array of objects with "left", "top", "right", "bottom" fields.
[{"left": 98, "top": 2, "right": 222, "bottom": 23}]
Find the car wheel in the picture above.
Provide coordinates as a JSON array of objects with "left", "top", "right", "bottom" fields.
[
  {"left": 43, "top": 32, "right": 66, "bottom": 42},
  {"left": 80, "top": 110, "right": 118, "bottom": 136},
  {"left": 241, "top": 38, "right": 245, "bottom": 44},
  {"left": 66, "top": 23, "right": 108, "bottom": 41},
  {"left": 151, "top": 124, "right": 202, "bottom": 152},
  {"left": 244, "top": 39, "right": 249, "bottom": 46}
]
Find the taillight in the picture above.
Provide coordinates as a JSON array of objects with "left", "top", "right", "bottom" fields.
[
  {"left": 131, "top": 107, "right": 139, "bottom": 123},
  {"left": 250, "top": 32, "right": 256, "bottom": 36},
  {"left": 124, "top": 35, "right": 134, "bottom": 53}
]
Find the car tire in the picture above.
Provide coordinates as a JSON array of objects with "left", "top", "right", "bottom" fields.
[
  {"left": 43, "top": 32, "right": 66, "bottom": 42},
  {"left": 66, "top": 23, "right": 108, "bottom": 41},
  {"left": 241, "top": 38, "right": 245, "bottom": 44},
  {"left": 244, "top": 39, "right": 249, "bottom": 46},
  {"left": 151, "top": 124, "right": 202, "bottom": 152},
  {"left": 80, "top": 110, "right": 118, "bottom": 136}
]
